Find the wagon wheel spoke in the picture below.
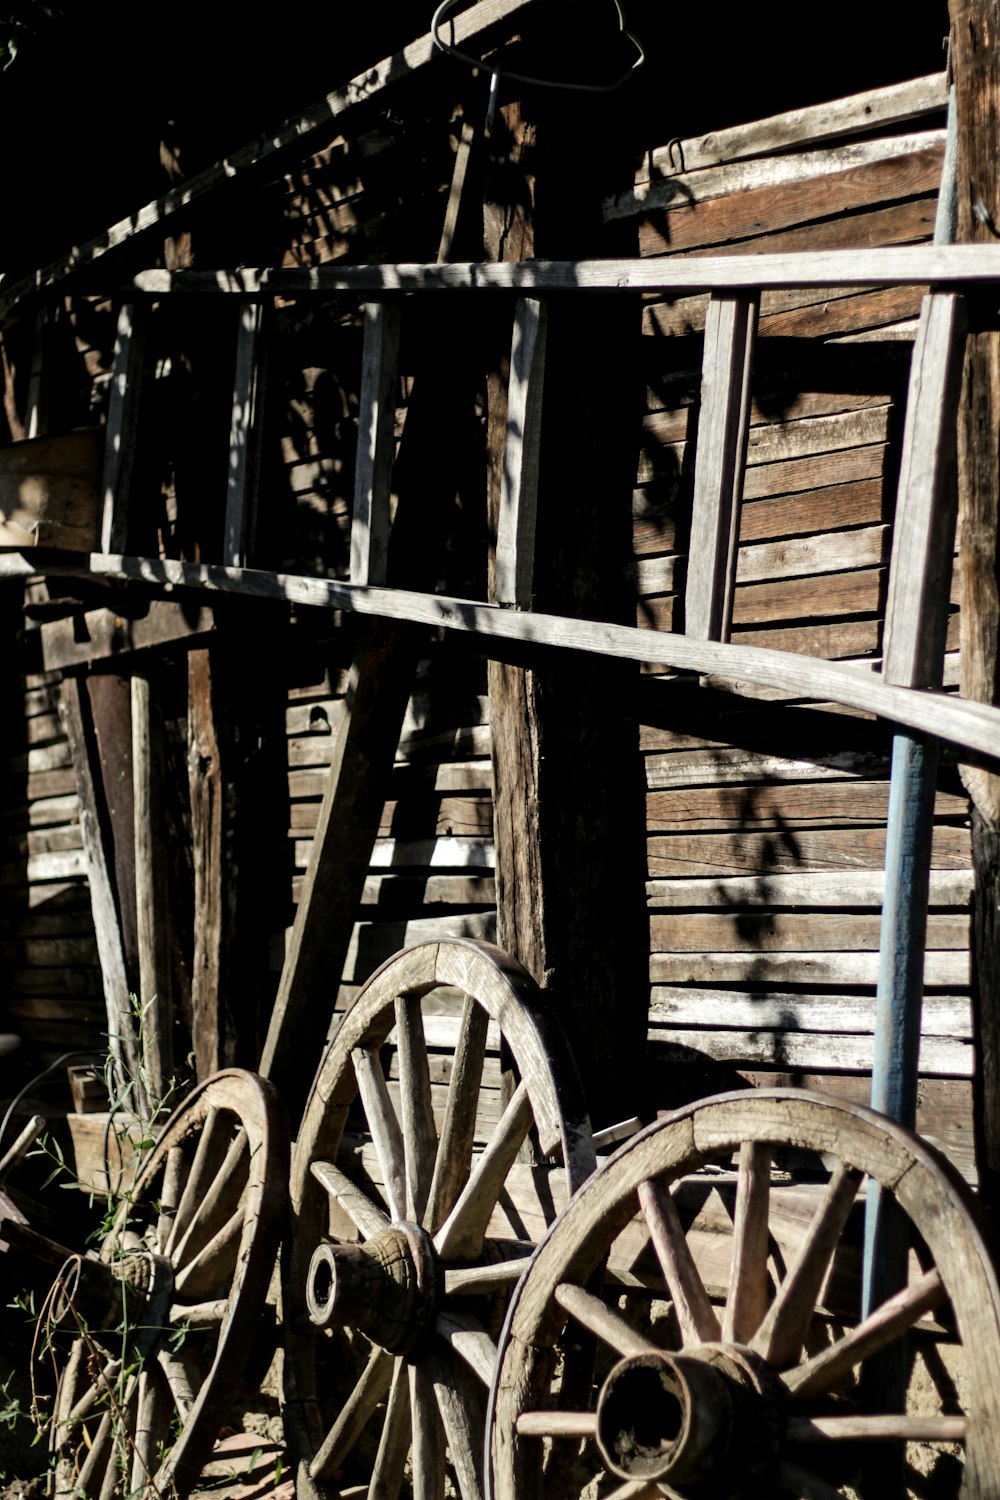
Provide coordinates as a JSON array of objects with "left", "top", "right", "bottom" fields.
[
  {"left": 59, "top": 1357, "right": 123, "bottom": 1432},
  {"left": 155, "top": 1145, "right": 188, "bottom": 1252},
  {"left": 776, "top": 1460, "right": 847, "bottom": 1500},
  {"left": 433, "top": 1080, "right": 533, "bottom": 1261},
  {"left": 435, "top": 1310, "right": 498, "bottom": 1387},
  {"left": 157, "top": 1343, "right": 203, "bottom": 1421},
  {"left": 723, "top": 1140, "right": 772, "bottom": 1344},
  {"left": 409, "top": 1361, "right": 446, "bottom": 1500},
  {"left": 74, "top": 1373, "right": 137, "bottom": 1498},
  {"left": 786, "top": 1415, "right": 967, "bottom": 1443},
  {"left": 602, "top": 1482, "right": 667, "bottom": 1500},
  {"left": 353, "top": 1045, "right": 407, "bottom": 1222},
  {"left": 515, "top": 1411, "right": 597, "bottom": 1438},
  {"left": 130, "top": 1366, "right": 171, "bottom": 1495},
  {"left": 554, "top": 1282, "right": 657, "bottom": 1359},
  {"left": 51, "top": 1338, "right": 99, "bottom": 1437},
  {"left": 394, "top": 995, "right": 438, "bottom": 1223},
  {"left": 310, "top": 1344, "right": 394, "bottom": 1482},
  {"left": 370, "top": 1357, "right": 412, "bottom": 1500},
  {"left": 310, "top": 1157, "right": 391, "bottom": 1239},
  {"left": 167, "top": 1297, "right": 227, "bottom": 1328},
  {"left": 172, "top": 1204, "right": 244, "bottom": 1299},
  {"left": 783, "top": 1267, "right": 946, "bottom": 1401},
  {"left": 428, "top": 1345, "right": 486, "bottom": 1500},
  {"left": 750, "top": 1162, "right": 861, "bottom": 1369},
  {"left": 170, "top": 1127, "right": 248, "bottom": 1269},
  {"left": 165, "top": 1107, "right": 230, "bottom": 1257},
  {"left": 638, "top": 1178, "right": 721, "bottom": 1346},
  {"left": 442, "top": 1254, "right": 531, "bottom": 1295},
  {"left": 425, "top": 997, "right": 489, "bottom": 1233}
]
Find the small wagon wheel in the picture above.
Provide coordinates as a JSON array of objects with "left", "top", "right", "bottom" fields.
[
  {"left": 47, "top": 1069, "right": 290, "bottom": 1500},
  {"left": 283, "top": 938, "right": 596, "bottom": 1500},
  {"left": 487, "top": 1089, "right": 1000, "bottom": 1500}
]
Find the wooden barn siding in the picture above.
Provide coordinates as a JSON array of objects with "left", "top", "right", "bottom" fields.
[
  {"left": 0, "top": 656, "right": 101, "bottom": 1063},
  {"left": 620, "top": 83, "right": 976, "bottom": 1179}
]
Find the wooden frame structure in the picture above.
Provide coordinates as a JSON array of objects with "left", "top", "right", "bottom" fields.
[{"left": 4, "top": 246, "right": 999, "bottom": 1111}]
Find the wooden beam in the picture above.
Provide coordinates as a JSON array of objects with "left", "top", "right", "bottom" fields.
[
  {"left": 41, "top": 601, "right": 220, "bottom": 673},
  {"left": 0, "top": 0, "right": 536, "bottom": 320},
  {"left": 131, "top": 669, "right": 174, "bottom": 1104},
  {"left": 494, "top": 297, "right": 547, "bottom": 606},
  {"left": 58, "top": 676, "right": 144, "bottom": 1111},
  {"left": 126, "top": 244, "right": 1000, "bottom": 296},
  {"left": 629, "top": 72, "right": 948, "bottom": 188},
  {"left": 99, "top": 303, "right": 148, "bottom": 555},
  {"left": 684, "top": 293, "right": 757, "bottom": 641},
  {"left": 223, "top": 302, "right": 268, "bottom": 568},
  {"left": 187, "top": 646, "right": 237, "bottom": 1081},
  {"left": 607, "top": 130, "right": 947, "bottom": 225},
  {"left": 57, "top": 551, "right": 1000, "bottom": 768},
  {"left": 259, "top": 617, "right": 420, "bottom": 1120},
  {"left": 350, "top": 301, "right": 401, "bottom": 588}
]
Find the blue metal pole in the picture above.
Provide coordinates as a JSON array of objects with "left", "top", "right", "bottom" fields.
[{"left": 859, "top": 86, "right": 958, "bottom": 1495}]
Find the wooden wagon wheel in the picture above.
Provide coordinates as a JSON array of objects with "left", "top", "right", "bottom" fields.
[
  {"left": 487, "top": 1089, "right": 1000, "bottom": 1500},
  {"left": 283, "top": 938, "right": 597, "bottom": 1500},
  {"left": 47, "top": 1069, "right": 289, "bottom": 1500}
]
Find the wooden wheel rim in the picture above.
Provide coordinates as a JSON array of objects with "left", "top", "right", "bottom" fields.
[
  {"left": 49, "top": 1069, "right": 289, "bottom": 1500},
  {"left": 486, "top": 1088, "right": 1000, "bottom": 1500},
  {"left": 284, "top": 937, "right": 597, "bottom": 1500}
]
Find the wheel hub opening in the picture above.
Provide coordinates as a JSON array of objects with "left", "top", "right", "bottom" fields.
[
  {"left": 597, "top": 1360, "right": 684, "bottom": 1475},
  {"left": 305, "top": 1222, "right": 436, "bottom": 1355},
  {"left": 595, "top": 1351, "right": 734, "bottom": 1488}
]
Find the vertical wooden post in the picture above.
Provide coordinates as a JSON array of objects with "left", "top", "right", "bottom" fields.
[
  {"left": 494, "top": 297, "right": 547, "bottom": 607},
  {"left": 684, "top": 292, "right": 758, "bottom": 642},
  {"left": 949, "top": 0, "right": 1000, "bottom": 1213},
  {"left": 484, "top": 90, "right": 649, "bottom": 1129},
  {"left": 351, "top": 301, "right": 402, "bottom": 588},
  {"left": 24, "top": 307, "right": 50, "bottom": 441},
  {"left": 224, "top": 301, "right": 269, "bottom": 568},
  {"left": 100, "top": 302, "right": 148, "bottom": 555},
  {"left": 132, "top": 668, "right": 174, "bottom": 1104},
  {"left": 187, "top": 645, "right": 238, "bottom": 1081}
]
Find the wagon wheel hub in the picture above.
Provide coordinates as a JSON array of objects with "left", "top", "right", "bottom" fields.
[
  {"left": 306, "top": 1222, "right": 438, "bottom": 1356},
  {"left": 52, "top": 1250, "right": 175, "bottom": 1359},
  {"left": 595, "top": 1344, "right": 783, "bottom": 1494}
]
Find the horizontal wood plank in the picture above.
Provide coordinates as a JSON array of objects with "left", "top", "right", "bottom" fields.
[
  {"left": 647, "top": 1027, "right": 972, "bottom": 1076},
  {"left": 647, "top": 825, "right": 970, "bottom": 877},
  {"left": 649, "top": 911, "right": 968, "bottom": 953},
  {"left": 649, "top": 987, "right": 970, "bottom": 1035},
  {"left": 648, "top": 949, "right": 969, "bottom": 986},
  {"left": 646, "top": 780, "right": 965, "bottom": 828},
  {"left": 630, "top": 74, "right": 947, "bottom": 185},
  {"left": 646, "top": 870, "right": 973, "bottom": 908}
]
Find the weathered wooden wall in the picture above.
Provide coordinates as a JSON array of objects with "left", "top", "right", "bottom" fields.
[
  {"left": 611, "top": 75, "right": 976, "bottom": 1180},
  {"left": 0, "top": 67, "right": 981, "bottom": 1186}
]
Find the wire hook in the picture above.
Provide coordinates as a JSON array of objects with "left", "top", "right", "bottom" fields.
[{"left": 431, "top": 0, "right": 645, "bottom": 94}]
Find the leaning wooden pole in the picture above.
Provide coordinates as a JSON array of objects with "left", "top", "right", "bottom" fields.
[{"left": 948, "top": 0, "right": 1000, "bottom": 1214}]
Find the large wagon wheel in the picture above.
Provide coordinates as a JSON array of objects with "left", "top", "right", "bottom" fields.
[
  {"left": 487, "top": 1089, "right": 1000, "bottom": 1500},
  {"left": 47, "top": 1069, "right": 289, "bottom": 1500},
  {"left": 283, "top": 938, "right": 597, "bottom": 1500}
]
